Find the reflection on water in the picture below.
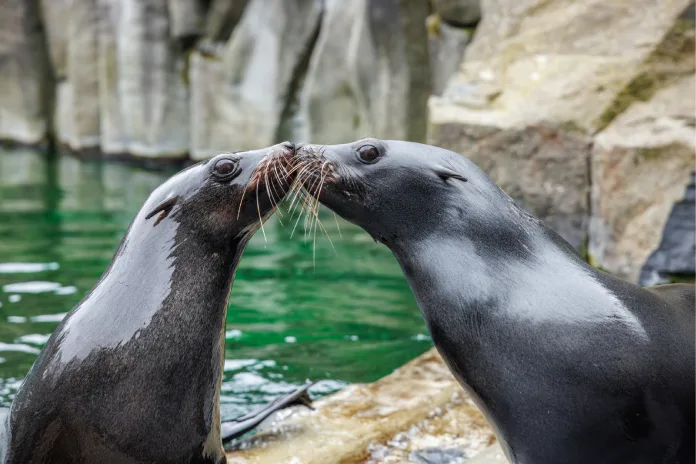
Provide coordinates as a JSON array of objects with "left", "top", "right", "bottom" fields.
[{"left": 0, "top": 147, "right": 430, "bottom": 419}]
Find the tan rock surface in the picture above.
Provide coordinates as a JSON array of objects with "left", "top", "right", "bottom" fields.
[
  {"left": 590, "top": 74, "right": 695, "bottom": 282},
  {"left": 429, "top": 0, "right": 694, "bottom": 263},
  {"left": 225, "top": 348, "right": 497, "bottom": 464}
]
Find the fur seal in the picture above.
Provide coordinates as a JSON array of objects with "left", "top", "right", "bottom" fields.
[
  {"left": 1, "top": 143, "right": 300, "bottom": 463},
  {"left": 294, "top": 139, "right": 695, "bottom": 464}
]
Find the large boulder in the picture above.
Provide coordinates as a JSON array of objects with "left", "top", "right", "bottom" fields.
[
  {"left": 590, "top": 74, "right": 695, "bottom": 282},
  {"left": 0, "top": 0, "right": 52, "bottom": 145},
  {"left": 429, "top": 0, "right": 694, "bottom": 253},
  {"left": 299, "top": 0, "right": 431, "bottom": 145},
  {"left": 190, "top": 0, "right": 322, "bottom": 159},
  {"left": 118, "top": 0, "right": 189, "bottom": 158}
]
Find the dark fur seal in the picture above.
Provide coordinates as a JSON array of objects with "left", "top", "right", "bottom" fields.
[
  {"left": 294, "top": 139, "right": 695, "bottom": 464},
  {"left": 1, "top": 143, "right": 300, "bottom": 463}
]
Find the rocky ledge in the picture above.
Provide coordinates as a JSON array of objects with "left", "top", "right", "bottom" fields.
[{"left": 225, "top": 348, "right": 502, "bottom": 464}]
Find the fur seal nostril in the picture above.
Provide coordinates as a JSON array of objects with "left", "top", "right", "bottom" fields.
[
  {"left": 294, "top": 139, "right": 695, "bottom": 464},
  {"left": 2, "top": 146, "right": 304, "bottom": 463}
]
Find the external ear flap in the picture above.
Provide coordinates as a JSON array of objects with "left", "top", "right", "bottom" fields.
[
  {"left": 433, "top": 166, "right": 467, "bottom": 183},
  {"left": 145, "top": 196, "right": 179, "bottom": 226}
]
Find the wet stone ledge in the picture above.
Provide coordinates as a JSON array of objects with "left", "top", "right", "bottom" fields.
[{"left": 225, "top": 348, "right": 502, "bottom": 464}]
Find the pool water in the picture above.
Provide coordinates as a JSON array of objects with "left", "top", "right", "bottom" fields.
[{"left": 0, "top": 148, "right": 431, "bottom": 420}]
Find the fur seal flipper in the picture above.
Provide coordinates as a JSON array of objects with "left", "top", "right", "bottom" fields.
[{"left": 221, "top": 382, "right": 315, "bottom": 444}]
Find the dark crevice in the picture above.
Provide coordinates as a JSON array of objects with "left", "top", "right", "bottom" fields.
[
  {"left": 31, "top": 0, "right": 57, "bottom": 151},
  {"left": 275, "top": 1, "right": 323, "bottom": 144}
]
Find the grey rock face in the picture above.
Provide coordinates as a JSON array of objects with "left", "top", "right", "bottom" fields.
[
  {"left": 429, "top": 122, "right": 590, "bottom": 250},
  {"left": 191, "top": 0, "right": 322, "bottom": 158},
  {"left": 40, "top": 0, "right": 71, "bottom": 79},
  {"left": 118, "top": 0, "right": 189, "bottom": 158},
  {"left": 204, "top": 0, "right": 249, "bottom": 43},
  {"left": 428, "top": 20, "right": 472, "bottom": 96},
  {"left": 67, "top": 0, "right": 101, "bottom": 150},
  {"left": 0, "top": 0, "right": 53, "bottom": 144},
  {"left": 300, "top": 0, "right": 431, "bottom": 145},
  {"left": 409, "top": 447, "right": 467, "bottom": 464},
  {"left": 98, "top": 0, "right": 128, "bottom": 155},
  {"left": 639, "top": 173, "right": 696, "bottom": 287},
  {"left": 431, "top": 0, "right": 481, "bottom": 27}
]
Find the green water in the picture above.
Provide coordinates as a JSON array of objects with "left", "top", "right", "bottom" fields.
[{"left": 0, "top": 148, "right": 430, "bottom": 419}]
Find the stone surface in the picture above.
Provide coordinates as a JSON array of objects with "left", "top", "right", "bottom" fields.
[
  {"left": 224, "top": 348, "right": 496, "bottom": 464},
  {"left": 67, "top": 0, "right": 101, "bottom": 150},
  {"left": 118, "top": 0, "right": 189, "bottom": 158},
  {"left": 300, "top": 0, "right": 431, "bottom": 145},
  {"left": 40, "top": 0, "right": 72, "bottom": 79},
  {"left": 430, "top": 123, "right": 591, "bottom": 250},
  {"left": 433, "top": 0, "right": 692, "bottom": 132},
  {"left": 466, "top": 443, "right": 507, "bottom": 464},
  {"left": 0, "top": 0, "right": 53, "bottom": 145},
  {"left": 432, "top": 0, "right": 481, "bottom": 27},
  {"left": 189, "top": 48, "right": 226, "bottom": 160},
  {"left": 98, "top": 0, "right": 128, "bottom": 155},
  {"left": 204, "top": 0, "right": 249, "bottom": 43},
  {"left": 168, "top": 0, "right": 206, "bottom": 43},
  {"left": 194, "top": 0, "right": 322, "bottom": 156},
  {"left": 589, "top": 73, "right": 695, "bottom": 282},
  {"left": 429, "top": 0, "right": 694, "bottom": 255},
  {"left": 639, "top": 173, "right": 696, "bottom": 286},
  {"left": 428, "top": 20, "right": 472, "bottom": 96},
  {"left": 54, "top": 81, "right": 73, "bottom": 145},
  {"left": 366, "top": 390, "right": 494, "bottom": 463}
]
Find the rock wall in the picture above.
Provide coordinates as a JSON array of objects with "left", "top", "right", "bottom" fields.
[
  {"left": 6, "top": 0, "right": 444, "bottom": 160},
  {"left": 429, "top": 0, "right": 696, "bottom": 282},
  {"left": 0, "top": 0, "right": 694, "bottom": 283},
  {"left": 0, "top": 0, "right": 53, "bottom": 145}
]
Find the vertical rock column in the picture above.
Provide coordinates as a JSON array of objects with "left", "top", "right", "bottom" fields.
[
  {"left": 189, "top": 1, "right": 249, "bottom": 160},
  {"left": 118, "top": 0, "right": 189, "bottom": 158},
  {"left": 300, "top": 0, "right": 431, "bottom": 145},
  {"left": 67, "top": 0, "right": 101, "bottom": 152},
  {"left": 0, "top": 0, "right": 53, "bottom": 145},
  {"left": 98, "top": 0, "right": 127, "bottom": 155},
  {"left": 41, "top": 0, "right": 72, "bottom": 145}
]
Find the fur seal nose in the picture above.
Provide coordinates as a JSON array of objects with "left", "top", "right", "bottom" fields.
[{"left": 280, "top": 141, "right": 294, "bottom": 152}]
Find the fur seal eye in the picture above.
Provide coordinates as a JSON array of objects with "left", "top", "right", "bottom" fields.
[
  {"left": 213, "top": 159, "right": 238, "bottom": 179},
  {"left": 357, "top": 145, "right": 380, "bottom": 164}
]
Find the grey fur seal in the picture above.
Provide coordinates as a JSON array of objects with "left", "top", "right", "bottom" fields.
[
  {"left": 294, "top": 139, "right": 695, "bottom": 464},
  {"left": 1, "top": 143, "right": 301, "bottom": 463}
]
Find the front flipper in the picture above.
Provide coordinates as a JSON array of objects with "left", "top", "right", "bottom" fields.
[{"left": 221, "top": 381, "right": 316, "bottom": 444}]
